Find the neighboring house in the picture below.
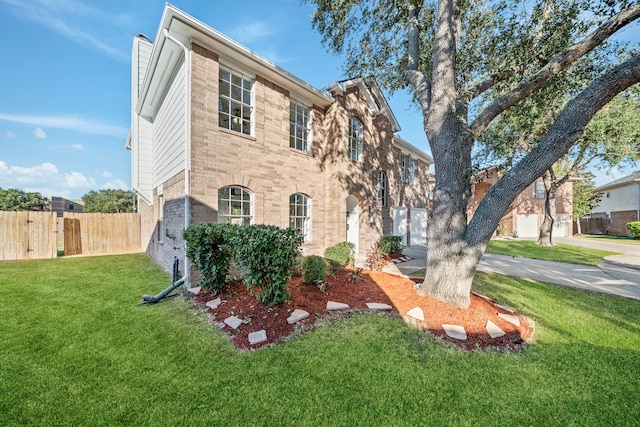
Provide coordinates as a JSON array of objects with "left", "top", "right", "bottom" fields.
[
  {"left": 467, "top": 169, "right": 574, "bottom": 238},
  {"left": 591, "top": 172, "right": 640, "bottom": 236},
  {"left": 46, "top": 196, "right": 83, "bottom": 217},
  {"left": 127, "top": 4, "right": 432, "bottom": 278}
]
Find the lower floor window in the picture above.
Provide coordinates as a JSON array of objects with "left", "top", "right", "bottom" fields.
[
  {"left": 289, "top": 193, "right": 311, "bottom": 242},
  {"left": 218, "top": 186, "right": 253, "bottom": 225}
]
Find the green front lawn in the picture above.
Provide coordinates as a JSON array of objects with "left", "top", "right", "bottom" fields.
[
  {"left": 486, "top": 239, "right": 619, "bottom": 265},
  {"left": 1, "top": 254, "right": 638, "bottom": 425}
]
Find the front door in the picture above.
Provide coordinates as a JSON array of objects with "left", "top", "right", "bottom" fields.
[{"left": 346, "top": 195, "right": 360, "bottom": 255}]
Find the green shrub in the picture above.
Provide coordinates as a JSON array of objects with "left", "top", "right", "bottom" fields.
[
  {"left": 324, "top": 241, "right": 355, "bottom": 266},
  {"left": 234, "top": 225, "right": 303, "bottom": 304},
  {"left": 379, "top": 235, "right": 404, "bottom": 255},
  {"left": 302, "top": 255, "right": 327, "bottom": 284},
  {"left": 183, "top": 223, "right": 238, "bottom": 294},
  {"left": 627, "top": 221, "right": 640, "bottom": 239}
]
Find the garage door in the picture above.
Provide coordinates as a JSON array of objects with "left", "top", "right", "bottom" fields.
[
  {"left": 393, "top": 207, "right": 408, "bottom": 246},
  {"left": 553, "top": 214, "right": 567, "bottom": 237},
  {"left": 410, "top": 208, "right": 427, "bottom": 246},
  {"left": 517, "top": 214, "right": 539, "bottom": 238}
]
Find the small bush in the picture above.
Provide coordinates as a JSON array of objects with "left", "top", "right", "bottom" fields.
[
  {"left": 183, "top": 223, "right": 238, "bottom": 294},
  {"left": 347, "top": 267, "right": 364, "bottom": 283},
  {"left": 302, "top": 255, "right": 327, "bottom": 284},
  {"left": 379, "top": 236, "right": 403, "bottom": 255},
  {"left": 366, "top": 242, "right": 388, "bottom": 272},
  {"left": 627, "top": 221, "right": 640, "bottom": 239},
  {"left": 324, "top": 241, "right": 355, "bottom": 266},
  {"left": 234, "top": 225, "right": 303, "bottom": 304}
]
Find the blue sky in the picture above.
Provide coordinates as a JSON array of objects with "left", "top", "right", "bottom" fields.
[{"left": 0, "top": 0, "right": 637, "bottom": 200}]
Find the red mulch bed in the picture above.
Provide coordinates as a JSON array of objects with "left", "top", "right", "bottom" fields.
[{"left": 191, "top": 268, "right": 534, "bottom": 352}]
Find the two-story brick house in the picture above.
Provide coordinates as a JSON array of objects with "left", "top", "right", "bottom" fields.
[{"left": 127, "top": 5, "right": 432, "bottom": 280}]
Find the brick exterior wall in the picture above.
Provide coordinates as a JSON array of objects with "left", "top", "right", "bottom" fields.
[
  {"left": 141, "top": 42, "right": 431, "bottom": 280},
  {"left": 608, "top": 210, "right": 638, "bottom": 236}
]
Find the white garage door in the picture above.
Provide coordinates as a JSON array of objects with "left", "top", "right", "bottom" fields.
[
  {"left": 393, "top": 207, "right": 408, "bottom": 246},
  {"left": 517, "top": 214, "right": 539, "bottom": 238},
  {"left": 410, "top": 208, "right": 427, "bottom": 246},
  {"left": 553, "top": 214, "right": 567, "bottom": 237}
]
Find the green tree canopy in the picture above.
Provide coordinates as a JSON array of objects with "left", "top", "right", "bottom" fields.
[
  {"left": 0, "top": 188, "right": 45, "bottom": 211},
  {"left": 82, "top": 189, "right": 135, "bottom": 213}
]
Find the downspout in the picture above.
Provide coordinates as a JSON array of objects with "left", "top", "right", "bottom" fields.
[{"left": 163, "top": 27, "right": 191, "bottom": 287}]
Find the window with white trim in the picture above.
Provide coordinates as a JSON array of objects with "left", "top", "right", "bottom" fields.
[
  {"left": 289, "top": 193, "right": 311, "bottom": 242},
  {"left": 218, "top": 67, "right": 253, "bottom": 135},
  {"left": 218, "top": 186, "right": 253, "bottom": 225},
  {"left": 534, "top": 181, "right": 546, "bottom": 199},
  {"left": 401, "top": 154, "right": 409, "bottom": 183},
  {"left": 410, "top": 159, "right": 417, "bottom": 185},
  {"left": 348, "top": 118, "right": 364, "bottom": 161},
  {"left": 377, "top": 171, "right": 387, "bottom": 207},
  {"left": 290, "top": 101, "right": 311, "bottom": 152}
]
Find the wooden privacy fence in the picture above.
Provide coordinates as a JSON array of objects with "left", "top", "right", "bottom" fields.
[
  {"left": 0, "top": 211, "right": 57, "bottom": 261},
  {"left": 63, "top": 212, "right": 140, "bottom": 256},
  {"left": 0, "top": 211, "right": 141, "bottom": 261}
]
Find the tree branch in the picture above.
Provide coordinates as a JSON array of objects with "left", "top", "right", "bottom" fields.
[
  {"left": 405, "top": 0, "right": 431, "bottom": 111},
  {"left": 469, "top": 4, "right": 640, "bottom": 140},
  {"left": 467, "top": 53, "right": 640, "bottom": 247}
]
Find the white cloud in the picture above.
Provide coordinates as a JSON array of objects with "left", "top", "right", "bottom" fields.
[
  {"left": 34, "top": 127, "right": 47, "bottom": 139},
  {"left": 228, "top": 20, "right": 277, "bottom": 44},
  {"left": 0, "top": 113, "right": 127, "bottom": 138},
  {"left": 71, "top": 144, "right": 85, "bottom": 150},
  {"left": 101, "top": 179, "right": 128, "bottom": 191},
  {"left": 1, "top": 131, "right": 15, "bottom": 138},
  {"left": 0, "top": 160, "right": 96, "bottom": 197}
]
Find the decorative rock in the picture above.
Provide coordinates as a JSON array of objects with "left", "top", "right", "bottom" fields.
[
  {"left": 442, "top": 324, "right": 467, "bottom": 340},
  {"left": 412, "top": 283, "right": 422, "bottom": 289},
  {"left": 287, "top": 309, "right": 309, "bottom": 324},
  {"left": 248, "top": 330, "right": 268, "bottom": 345},
  {"left": 496, "top": 303, "right": 515, "bottom": 313},
  {"left": 485, "top": 320, "right": 506, "bottom": 338},
  {"left": 393, "top": 259, "right": 402, "bottom": 264},
  {"left": 327, "top": 301, "right": 350, "bottom": 311},
  {"left": 498, "top": 313, "right": 520, "bottom": 326},
  {"left": 224, "top": 315, "right": 242, "bottom": 329},
  {"left": 205, "top": 298, "right": 221, "bottom": 309},
  {"left": 187, "top": 286, "right": 201, "bottom": 295},
  {"left": 366, "top": 302, "right": 393, "bottom": 311},
  {"left": 406, "top": 307, "right": 424, "bottom": 321}
]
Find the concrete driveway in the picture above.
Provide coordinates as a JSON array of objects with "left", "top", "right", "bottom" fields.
[{"left": 393, "top": 238, "right": 640, "bottom": 300}]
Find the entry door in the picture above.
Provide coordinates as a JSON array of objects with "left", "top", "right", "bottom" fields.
[
  {"left": 393, "top": 206, "right": 408, "bottom": 246},
  {"left": 346, "top": 195, "right": 360, "bottom": 255}
]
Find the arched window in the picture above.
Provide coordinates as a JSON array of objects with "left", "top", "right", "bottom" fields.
[
  {"left": 218, "top": 186, "right": 253, "bottom": 225},
  {"left": 289, "top": 193, "right": 311, "bottom": 242},
  {"left": 348, "top": 117, "right": 363, "bottom": 161},
  {"left": 377, "top": 171, "right": 387, "bottom": 207}
]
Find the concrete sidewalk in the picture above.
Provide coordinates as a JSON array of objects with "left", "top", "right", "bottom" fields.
[{"left": 372, "top": 242, "right": 640, "bottom": 300}]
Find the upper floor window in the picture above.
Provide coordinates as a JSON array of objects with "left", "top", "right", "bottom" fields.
[
  {"left": 348, "top": 118, "right": 363, "bottom": 161},
  {"left": 289, "top": 193, "right": 311, "bottom": 242},
  {"left": 290, "top": 101, "right": 311, "bottom": 152},
  {"left": 218, "top": 186, "right": 253, "bottom": 225},
  {"left": 377, "top": 171, "right": 387, "bottom": 207},
  {"left": 401, "top": 154, "right": 409, "bottom": 183},
  {"left": 410, "top": 160, "right": 417, "bottom": 185},
  {"left": 219, "top": 67, "right": 253, "bottom": 135},
  {"left": 534, "top": 181, "right": 545, "bottom": 199}
]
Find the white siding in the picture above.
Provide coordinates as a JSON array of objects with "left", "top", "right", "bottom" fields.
[
  {"left": 152, "top": 61, "right": 186, "bottom": 188},
  {"left": 596, "top": 184, "right": 640, "bottom": 213},
  {"left": 131, "top": 36, "right": 154, "bottom": 204}
]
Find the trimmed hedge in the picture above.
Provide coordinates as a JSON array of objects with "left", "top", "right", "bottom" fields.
[
  {"left": 324, "top": 241, "right": 355, "bottom": 267},
  {"left": 184, "top": 223, "right": 302, "bottom": 303},
  {"left": 627, "top": 221, "right": 640, "bottom": 239},
  {"left": 379, "top": 235, "right": 404, "bottom": 255},
  {"left": 302, "top": 255, "right": 327, "bottom": 284}
]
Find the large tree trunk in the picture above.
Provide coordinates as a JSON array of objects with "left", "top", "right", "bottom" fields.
[{"left": 537, "top": 170, "right": 556, "bottom": 246}]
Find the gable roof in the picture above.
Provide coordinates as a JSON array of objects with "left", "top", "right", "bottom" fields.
[
  {"left": 137, "top": 3, "right": 334, "bottom": 120},
  {"left": 596, "top": 171, "right": 640, "bottom": 191}
]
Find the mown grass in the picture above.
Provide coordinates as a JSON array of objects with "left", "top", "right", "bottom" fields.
[
  {"left": 485, "top": 239, "right": 619, "bottom": 265},
  {"left": 1, "top": 254, "right": 638, "bottom": 426}
]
